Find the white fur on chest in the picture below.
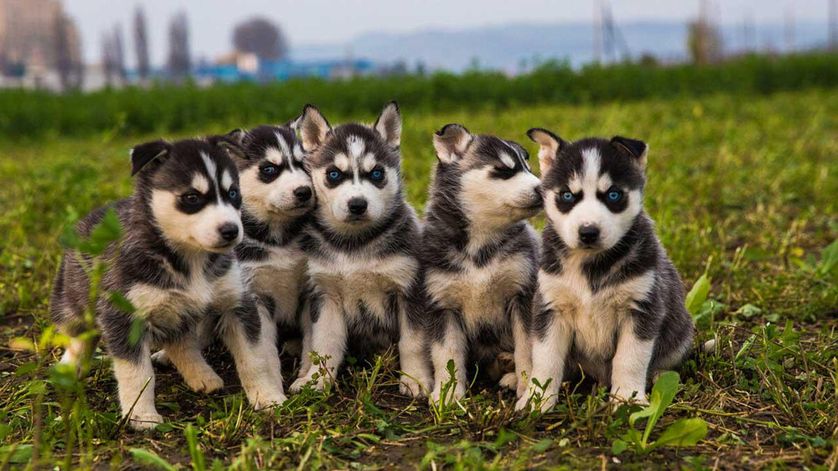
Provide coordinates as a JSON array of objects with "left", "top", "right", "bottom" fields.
[
  {"left": 126, "top": 262, "right": 244, "bottom": 332},
  {"left": 308, "top": 254, "right": 417, "bottom": 318},
  {"left": 539, "top": 258, "right": 655, "bottom": 360},
  {"left": 426, "top": 254, "right": 530, "bottom": 331},
  {"left": 242, "top": 245, "right": 307, "bottom": 322}
]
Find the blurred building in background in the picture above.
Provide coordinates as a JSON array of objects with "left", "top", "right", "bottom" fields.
[
  {"left": 0, "top": 0, "right": 82, "bottom": 90},
  {"left": 0, "top": 0, "right": 834, "bottom": 92}
]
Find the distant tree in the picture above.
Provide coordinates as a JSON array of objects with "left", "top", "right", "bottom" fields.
[
  {"left": 134, "top": 6, "right": 150, "bottom": 80},
  {"left": 687, "top": 19, "right": 723, "bottom": 64},
  {"left": 53, "top": 13, "right": 83, "bottom": 91},
  {"left": 233, "top": 17, "right": 288, "bottom": 61},
  {"left": 112, "top": 24, "right": 127, "bottom": 81},
  {"left": 101, "top": 32, "right": 116, "bottom": 87},
  {"left": 167, "top": 12, "right": 191, "bottom": 80}
]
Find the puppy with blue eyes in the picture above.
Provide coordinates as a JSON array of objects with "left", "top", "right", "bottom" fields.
[
  {"left": 517, "top": 129, "right": 694, "bottom": 412},
  {"left": 289, "top": 103, "right": 431, "bottom": 395},
  {"left": 214, "top": 125, "right": 315, "bottom": 359},
  {"left": 51, "top": 138, "right": 287, "bottom": 429},
  {"left": 421, "top": 124, "right": 542, "bottom": 403}
]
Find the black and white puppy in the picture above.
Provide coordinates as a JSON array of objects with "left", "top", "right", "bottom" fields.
[
  {"left": 422, "top": 124, "right": 542, "bottom": 403},
  {"left": 218, "top": 125, "right": 315, "bottom": 353},
  {"left": 517, "top": 130, "right": 694, "bottom": 412},
  {"left": 288, "top": 103, "right": 431, "bottom": 395},
  {"left": 51, "top": 138, "right": 286, "bottom": 429}
]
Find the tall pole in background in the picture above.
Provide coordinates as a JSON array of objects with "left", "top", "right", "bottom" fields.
[
  {"left": 784, "top": 6, "right": 795, "bottom": 52},
  {"left": 830, "top": 0, "right": 837, "bottom": 50},
  {"left": 593, "top": 0, "right": 602, "bottom": 63}
]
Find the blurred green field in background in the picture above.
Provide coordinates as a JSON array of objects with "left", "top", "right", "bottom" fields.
[{"left": 0, "top": 83, "right": 835, "bottom": 468}]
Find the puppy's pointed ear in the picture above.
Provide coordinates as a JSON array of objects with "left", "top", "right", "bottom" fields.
[
  {"left": 374, "top": 101, "right": 401, "bottom": 147},
  {"left": 611, "top": 136, "right": 648, "bottom": 169},
  {"left": 506, "top": 140, "right": 530, "bottom": 162},
  {"left": 214, "top": 128, "right": 248, "bottom": 160},
  {"left": 433, "top": 124, "right": 472, "bottom": 164},
  {"left": 130, "top": 139, "right": 170, "bottom": 176},
  {"left": 285, "top": 113, "right": 302, "bottom": 130},
  {"left": 527, "top": 128, "right": 567, "bottom": 176},
  {"left": 298, "top": 104, "right": 331, "bottom": 151}
]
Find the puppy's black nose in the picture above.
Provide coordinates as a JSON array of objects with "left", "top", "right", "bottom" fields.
[
  {"left": 219, "top": 223, "right": 240, "bottom": 242},
  {"left": 347, "top": 197, "right": 368, "bottom": 215},
  {"left": 293, "top": 186, "right": 312, "bottom": 202},
  {"left": 578, "top": 225, "right": 600, "bottom": 245}
]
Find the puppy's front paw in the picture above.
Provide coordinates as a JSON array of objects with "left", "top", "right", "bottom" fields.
[
  {"left": 430, "top": 383, "right": 465, "bottom": 405},
  {"left": 252, "top": 391, "right": 287, "bottom": 411},
  {"left": 499, "top": 372, "right": 517, "bottom": 391},
  {"left": 150, "top": 350, "right": 171, "bottom": 366},
  {"left": 515, "top": 392, "right": 557, "bottom": 413},
  {"left": 609, "top": 388, "right": 648, "bottom": 407},
  {"left": 184, "top": 369, "right": 224, "bottom": 393},
  {"left": 127, "top": 411, "right": 164, "bottom": 431},
  {"left": 290, "top": 374, "right": 324, "bottom": 393},
  {"left": 399, "top": 374, "right": 428, "bottom": 398},
  {"left": 514, "top": 395, "right": 531, "bottom": 412}
]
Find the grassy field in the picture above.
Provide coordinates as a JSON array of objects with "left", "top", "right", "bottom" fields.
[{"left": 0, "top": 88, "right": 836, "bottom": 469}]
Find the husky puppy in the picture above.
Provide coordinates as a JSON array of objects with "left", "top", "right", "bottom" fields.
[
  {"left": 50, "top": 138, "right": 286, "bottom": 429},
  {"left": 288, "top": 103, "right": 431, "bottom": 396},
  {"left": 216, "top": 125, "right": 315, "bottom": 351},
  {"left": 517, "top": 129, "right": 694, "bottom": 412},
  {"left": 422, "top": 124, "right": 542, "bottom": 403}
]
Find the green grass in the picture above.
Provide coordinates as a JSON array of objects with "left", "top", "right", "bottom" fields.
[
  {"left": 1, "top": 52, "right": 836, "bottom": 140},
  {"left": 0, "top": 88, "right": 836, "bottom": 469}
]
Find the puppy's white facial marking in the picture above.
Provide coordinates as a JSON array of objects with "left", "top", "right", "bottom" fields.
[
  {"left": 265, "top": 148, "right": 284, "bottom": 166},
  {"left": 200, "top": 152, "right": 217, "bottom": 184},
  {"left": 191, "top": 174, "right": 209, "bottom": 194},
  {"left": 499, "top": 152, "right": 516, "bottom": 169},
  {"left": 361, "top": 153, "right": 376, "bottom": 172},
  {"left": 580, "top": 148, "right": 601, "bottom": 189},
  {"left": 221, "top": 170, "right": 233, "bottom": 191},
  {"left": 334, "top": 154, "right": 350, "bottom": 172},
  {"left": 347, "top": 135, "right": 365, "bottom": 159},
  {"left": 597, "top": 173, "right": 613, "bottom": 192},
  {"left": 276, "top": 132, "right": 292, "bottom": 162}
]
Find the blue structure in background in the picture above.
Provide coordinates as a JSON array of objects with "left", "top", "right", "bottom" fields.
[{"left": 194, "top": 58, "right": 376, "bottom": 83}]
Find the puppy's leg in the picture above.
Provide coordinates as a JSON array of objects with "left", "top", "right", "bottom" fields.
[
  {"left": 290, "top": 296, "right": 346, "bottom": 392},
  {"left": 610, "top": 318, "right": 654, "bottom": 404},
  {"left": 516, "top": 315, "right": 570, "bottom": 412},
  {"left": 112, "top": 340, "right": 162, "bottom": 430},
  {"left": 398, "top": 297, "right": 432, "bottom": 398},
  {"left": 510, "top": 312, "right": 533, "bottom": 398},
  {"left": 152, "top": 316, "right": 214, "bottom": 366},
  {"left": 430, "top": 314, "right": 467, "bottom": 403},
  {"left": 220, "top": 299, "right": 286, "bottom": 410},
  {"left": 164, "top": 330, "right": 223, "bottom": 393},
  {"left": 297, "top": 297, "right": 314, "bottom": 379}
]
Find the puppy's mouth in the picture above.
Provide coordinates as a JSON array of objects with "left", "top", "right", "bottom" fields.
[
  {"left": 344, "top": 214, "right": 370, "bottom": 224},
  {"left": 509, "top": 198, "right": 543, "bottom": 213},
  {"left": 211, "top": 240, "right": 238, "bottom": 251},
  {"left": 268, "top": 203, "right": 314, "bottom": 217}
]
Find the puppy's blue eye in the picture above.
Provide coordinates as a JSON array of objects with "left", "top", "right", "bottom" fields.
[
  {"left": 560, "top": 191, "right": 575, "bottom": 202},
  {"left": 261, "top": 165, "right": 278, "bottom": 176},
  {"left": 369, "top": 168, "right": 384, "bottom": 181},
  {"left": 607, "top": 188, "right": 623, "bottom": 202},
  {"left": 327, "top": 169, "right": 342, "bottom": 182},
  {"left": 228, "top": 188, "right": 238, "bottom": 200}
]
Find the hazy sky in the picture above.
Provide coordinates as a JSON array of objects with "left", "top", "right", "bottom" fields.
[{"left": 64, "top": 0, "right": 828, "bottom": 66}]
